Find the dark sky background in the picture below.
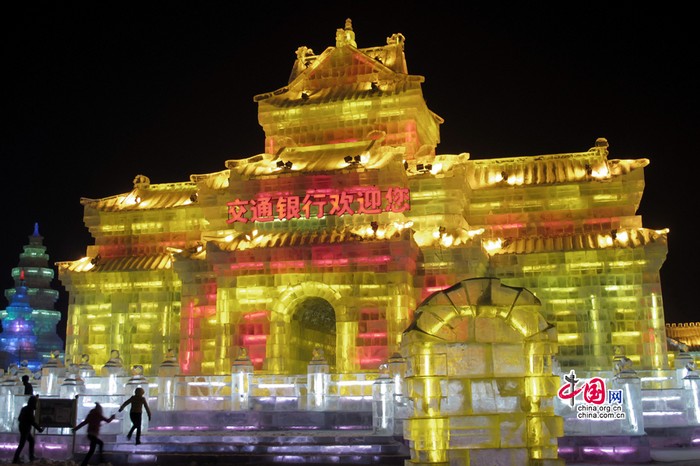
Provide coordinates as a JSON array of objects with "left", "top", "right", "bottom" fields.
[{"left": 2, "top": 3, "right": 697, "bottom": 341}]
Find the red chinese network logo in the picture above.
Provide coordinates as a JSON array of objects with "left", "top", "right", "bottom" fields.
[{"left": 557, "top": 369, "right": 619, "bottom": 406}]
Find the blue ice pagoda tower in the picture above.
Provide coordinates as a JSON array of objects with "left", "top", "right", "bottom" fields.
[{"left": 0, "top": 223, "right": 64, "bottom": 371}]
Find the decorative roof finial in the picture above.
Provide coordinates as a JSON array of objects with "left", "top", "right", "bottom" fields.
[{"left": 336, "top": 18, "right": 357, "bottom": 48}]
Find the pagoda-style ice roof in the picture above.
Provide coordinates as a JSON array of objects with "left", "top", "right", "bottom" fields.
[
  {"left": 80, "top": 174, "right": 198, "bottom": 212},
  {"left": 58, "top": 252, "right": 173, "bottom": 273}
]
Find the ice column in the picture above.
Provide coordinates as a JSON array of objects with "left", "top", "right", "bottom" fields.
[
  {"left": 0, "top": 371, "right": 19, "bottom": 432},
  {"left": 231, "top": 347, "right": 253, "bottom": 410},
  {"left": 306, "top": 347, "right": 329, "bottom": 410},
  {"left": 387, "top": 352, "right": 407, "bottom": 402},
  {"left": 100, "top": 349, "right": 125, "bottom": 395},
  {"left": 612, "top": 355, "right": 644, "bottom": 434},
  {"left": 682, "top": 359, "right": 700, "bottom": 425},
  {"left": 157, "top": 349, "right": 179, "bottom": 411},
  {"left": 40, "top": 350, "right": 65, "bottom": 396},
  {"left": 675, "top": 352, "right": 695, "bottom": 386},
  {"left": 372, "top": 363, "right": 395, "bottom": 434},
  {"left": 59, "top": 364, "right": 84, "bottom": 398},
  {"left": 78, "top": 354, "right": 96, "bottom": 379}
]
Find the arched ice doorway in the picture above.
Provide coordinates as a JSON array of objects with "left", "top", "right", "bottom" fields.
[{"left": 289, "top": 297, "right": 337, "bottom": 374}]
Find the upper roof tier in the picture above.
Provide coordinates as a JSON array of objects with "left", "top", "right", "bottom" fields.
[{"left": 253, "top": 19, "right": 443, "bottom": 159}]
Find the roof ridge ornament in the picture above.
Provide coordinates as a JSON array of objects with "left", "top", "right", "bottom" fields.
[{"left": 335, "top": 18, "right": 357, "bottom": 48}]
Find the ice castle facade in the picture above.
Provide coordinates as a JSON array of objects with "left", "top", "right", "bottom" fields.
[{"left": 4, "top": 19, "right": 686, "bottom": 465}]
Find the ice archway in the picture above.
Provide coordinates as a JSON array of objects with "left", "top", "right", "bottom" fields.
[{"left": 400, "top": 277, "right": 564, "bottom": 466}]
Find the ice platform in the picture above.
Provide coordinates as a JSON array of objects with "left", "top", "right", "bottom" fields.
[{"left": 1, "top": 409, "right": 410, "bottom": 465}]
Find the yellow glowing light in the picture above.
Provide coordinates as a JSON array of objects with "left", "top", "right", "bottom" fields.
[
  {"left": 429, "top": 163, "right": 442, "bottom": 175},
  {"left": 616, "top": 230, "right": 629, "bottom": 244},
  {"left": 567, "top": 262, "right": 604, "bottom": 270},
  {"left": 591, "top": 165, "right": 610, "bottom": 178},
  {"left": 597, "top": 234, "right": 614, "bottom": 248},
  {"left": 521, "top": 265, "right": 557, "bottom": 273},
  {"left": 506, "top": 173, "right": 524, "bottom": 185},
  {"left": 482, "top": 238, "right": 503, "bottom": 254},
  {"left": 558, "top": 334, "right": 582, "bottom": 342},
  {"left": 488, "top": 171, "right": 505, "bottom": 184},
  {"left": 612, "top": 331, "right": 641, "bottom": 338},
  {"left": 439, "top": 234, "right": 454, "bottom": 248},
  {"left": 393, "top": 221, "right": 414, "bottom": 230}
]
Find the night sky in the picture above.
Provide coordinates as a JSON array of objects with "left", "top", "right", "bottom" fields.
[{"left": 2, "top": 4, "right": 697, "bottom": 341}]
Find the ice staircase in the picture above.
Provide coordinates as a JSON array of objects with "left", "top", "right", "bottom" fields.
[{"left": 73, "top": 410, "right": 410, "bottom": 465}]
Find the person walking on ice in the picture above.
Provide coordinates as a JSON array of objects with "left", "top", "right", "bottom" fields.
[
  {"left": 13, "top": 395, "right": 43, "bottom": 464},
  {"left": 119, "top": 387, "right": 151, "bottom": 445},
  {"left": 73, "top": 402, "right": 115, "bottom": 466}
]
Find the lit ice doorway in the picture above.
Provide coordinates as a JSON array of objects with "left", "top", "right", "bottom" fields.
[{"left": 290, "top": 297, "right": 336, "bottom": 374}]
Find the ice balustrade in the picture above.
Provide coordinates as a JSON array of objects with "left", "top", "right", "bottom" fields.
[
  {"left": 555, "top": 354, "right": 700, "bottom": 438},
  {"left": 1, "top": 351, "right": 699, "bottom": 439}
]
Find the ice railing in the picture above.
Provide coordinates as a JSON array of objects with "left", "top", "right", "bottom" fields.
[
  {"left": 2, "top": 352, "right": 699, "bottom": 439},
  {"left": 555, "top": 355, "right": 700, "bottom": 437},
  {"left": 0, "top": 351, "right": 407, "bottom": 436}
]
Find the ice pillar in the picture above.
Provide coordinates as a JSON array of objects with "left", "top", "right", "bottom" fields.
[
  {"left": 372, "top": 363, "right": 395, "bottom": 434},
  {"left": 387, "top": 351, "right": 407, "bottom": 402},
  {"left": 231, "top": 347, "right": 253, "bottom": 410},
  {"left": 612, "top": 355, "right": 644, "bottom": 434},
  {"left": 78, "top": 354, "right": 96, "bottom": 379},
  {"left": 40, "top": 351, "right": 65, "bottom": 396},
  {"left": 675, "top": 352, "right": 695, "bottom": 387},
  {"left": 306, "top": 347, "right": 329, "bottom": 410},
  {"left": 157, "top": 349, "right": 179, "bottom": 411},
  {"left": 0, "top": 373, "right": 19, "bottom": 432},
  {"left": 100, "top": 349, "right": 125, "bottom": 395},
  {"left": 682, "top": 360, "right": 700, "bottom": 425},
  {"left": 59, "top": 364, "right": 84, "bottom": 398}
]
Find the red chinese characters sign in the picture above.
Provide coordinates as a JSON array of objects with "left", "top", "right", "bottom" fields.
[{"left": 227, "top": 186, "right": 410, "bottom": 224}]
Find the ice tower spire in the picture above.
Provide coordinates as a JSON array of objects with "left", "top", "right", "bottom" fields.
[{"left": 0, "top": 224, "right": 64, "bottom": 371}]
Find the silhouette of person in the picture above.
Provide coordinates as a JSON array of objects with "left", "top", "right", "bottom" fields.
[
  {"left": 118, "top": 387, "right": 151, "bottom": 445},
  {"left": 73, "top": 403, "right": 115, "bottom": 466},
  {"left": 13, "top": 395, "right": 43, "bottom": 464},
  {"left": 21, "top": 375, "right": 33, "bottom": 395}
]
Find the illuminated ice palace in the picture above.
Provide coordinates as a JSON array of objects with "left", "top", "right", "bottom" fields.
[{"left": 2, "top": 19, "right": 699, "bottom": 466}]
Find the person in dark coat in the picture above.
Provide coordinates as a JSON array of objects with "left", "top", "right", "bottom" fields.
[
  {"left": 13, "top": 395, "right": 43, "bottom": 464},
  {"left": 21, "top": 375, "right": 33, "bottom": 395},
  {"left": 73, "top": 403, "right": 115, "bottom": 466},
  {"left": 118, "top": 387, "right": 151, "bottom": 445}
]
